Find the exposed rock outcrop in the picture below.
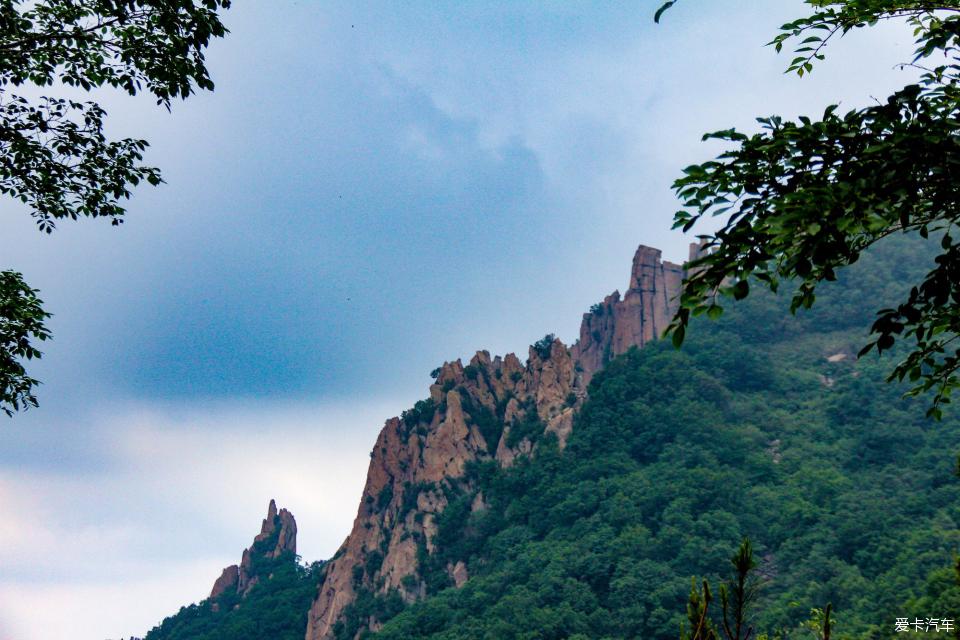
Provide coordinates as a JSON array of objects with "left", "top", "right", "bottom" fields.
[
  {"left": 304, "top": 242, "right": 702, "bottom": 640},
  {"left": 209, "top": 565, "right": 240, "bottom": 600},
  {"left": 569, "top": 244, "right": 704, "bottom": 386},
  {"left": 304, "top": 344, "right": 579, "bottom": 639},
  {"left": 208, "top": 499, "right": 298, "bottom": 601}
]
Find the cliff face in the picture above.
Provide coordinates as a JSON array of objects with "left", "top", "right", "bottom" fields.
[
  {"left": 569, "top": 244, "right": 708, "bottom": 386},
  {"left": 209, "top": 499, "right": 298, "bottom": 602},
  {"left": 305, "top": 243, "right": 700, "bottom": 640}
]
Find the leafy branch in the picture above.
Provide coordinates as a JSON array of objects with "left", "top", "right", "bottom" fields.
[
  {"left": 658, "top": 1, "right": 960, "bottom": 417},
  {"left": 0, "top": 0, "right": 231, "bottom": 416}
]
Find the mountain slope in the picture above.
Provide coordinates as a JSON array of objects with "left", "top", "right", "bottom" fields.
[
  {"left": 140, "top": 243, "right": 696, "bottom": 640},
  {"left": 360, "top": 236, "right": 960, "bottom": 639}
]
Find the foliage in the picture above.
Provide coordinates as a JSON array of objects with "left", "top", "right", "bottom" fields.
[
  {"left": 682, "top": 578, "right": 719, "bottom": 640},
  {"left": 333, "top": 588, "right": 405, "bottom": 640},
  {"left": 533, "top": 333, "right": 556, "bottom": 360},
  {"left": 682, "top": 540, "right": 779, "bottom": 640},
  {"left": 402, "top": 398, "right": 437, "bottom": 429},
  {"left": 718, "top": 540, "right": 759, "bottom": 640},
  {"left": 459, "top": 392, "right": 503, "bottom": 453},
  {"left": 0, "top": 0, "right": 231, "bottom": 415},
  {"left": 504, "top": 399, "right": 545, "bottom": 448},
  {"left": 657, "top": 0, "right": 960, "bottom": 417},
  {"left": 366, "top": 238, "right": 960, "bottom": 640},
  {"left": 144, "top": 554, "right": 323, "bottom": 640},
  {"left": 0, "top": 271, "right": 51, "bottom": 415}
]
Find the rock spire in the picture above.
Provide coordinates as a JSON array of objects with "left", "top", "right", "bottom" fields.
[{"left": 209, "top": 499, "right": 298, "bottom": 601}]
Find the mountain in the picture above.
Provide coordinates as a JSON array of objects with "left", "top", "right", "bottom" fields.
[
  {"left": 208, "top": 499, "right": 298, "bottom": 603},
  {"left": 144, "top": 237, "right": 960, "bottom": 640},
  {"left": 304, "top": 244, "right": 702, "bottom": 640},
  {"left": 358, "top": 236, "right": 960, "bottom": 640}
]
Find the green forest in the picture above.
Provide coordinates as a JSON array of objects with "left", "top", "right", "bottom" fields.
[
  {"left": 147, "top": 236, "right": 960, "bottom": 639},
  {"left": 144, "top": 547, "right": 323, "bottom": 640}
]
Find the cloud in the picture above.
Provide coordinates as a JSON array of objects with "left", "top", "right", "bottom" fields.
[
  {"left": 0, "top": 2, "right": 920, "bottom": 410},
  {"left": 0, "top": 564, "right": 224, "bottom": 640},
  {"left": 0, "top": 398, "right": 402, "bottom": 639},
  {"left": 0, "top": 34, "right": 550, "bottom": 406}
]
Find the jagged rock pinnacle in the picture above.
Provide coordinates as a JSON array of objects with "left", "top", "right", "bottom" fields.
[{"left": 208, "top": 499, "right": 298, "bottom": 601}]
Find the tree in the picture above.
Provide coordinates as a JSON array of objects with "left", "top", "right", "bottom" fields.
[
  {"left": 0, "top": 0, "right": 231, "bottom": 415},
  {"left": 680, "top": 540, "right": 757, "bottom": 640},
  {"left": 657, "top": 1, "right": 960, "bottom": 418},
  {"left": 680, "top": 539, "right": 833, "bottom": 640}
]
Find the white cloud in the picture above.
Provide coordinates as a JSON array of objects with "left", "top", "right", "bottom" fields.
[
  {"left": 0, "top": 398, "right": 403, "bottom": 640},
  {"left": 0, "top": 563, "right": 223, "bottom": 640}
]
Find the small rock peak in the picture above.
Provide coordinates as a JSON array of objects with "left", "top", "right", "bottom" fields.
[
  {"left": 526, "top": 336, "right": 568, "bottom": 367},
  {"left": 572, "top": 243, "right": 689, "bottom": 387},
  {"left": 503, "top": 352, "right": 522, "bottom": 372},
  {"left": 256, "top": 499, "right": 279, "bottom": 540},
  {"left": 437, "top": 360, "right": 464, "bottom": 385},
  {"left": 472, "top": 350, "right": 492, "bottom": 367},
  {"left": 550, "top": 338, "right": 569, "bottom": 360},
  {"left": 274, "top": 507, "right": 297, "bottom": 558},
  {"left": 209, "top": 501, "right": 298, "bottom": 601},
  {"left": 255, "top": 499, "right": 281, "bottom": 543},
  {"left": 630, "top": 245, "right": 663, "bottom": 290}
]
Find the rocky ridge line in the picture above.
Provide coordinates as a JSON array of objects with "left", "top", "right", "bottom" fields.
[{"left": 305, "top": 243, "right": 702, "bottom": 640}]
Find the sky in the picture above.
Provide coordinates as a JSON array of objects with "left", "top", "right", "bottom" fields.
[{"left": 0, "top": 2, "right": 920, "bottom": 639}]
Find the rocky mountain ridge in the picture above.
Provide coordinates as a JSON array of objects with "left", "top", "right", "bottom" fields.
[
  {"left": 304, "top": 243, "right": 702, "bottom": 640},
  {"left": 209, "top": 499, "right": 298, "bottom": 606}
]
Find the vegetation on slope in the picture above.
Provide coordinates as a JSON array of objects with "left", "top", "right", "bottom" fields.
[
  {"left": 365, "top": 236, "right": 960, "bottom": 639},
  {"left": 144, "top": 543, "right": 322, "bottom": 640}
]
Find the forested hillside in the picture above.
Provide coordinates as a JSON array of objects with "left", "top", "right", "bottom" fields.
[
  {"left": 363, "top": 236, "right": 960, "bottom": 639},
  {"left": 144, "top": 523, "right": 323, "bottom": 640}
]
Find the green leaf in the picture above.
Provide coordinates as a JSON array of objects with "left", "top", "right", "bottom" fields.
[
  {"left": 732, "top": 279, "right": 750, "bottom": 300},
  {"left": 654, "top": 1, "right": 676, "bottom": 24},
  {"left": 671, "top": 324, "right": 686, "bottom": 348}
]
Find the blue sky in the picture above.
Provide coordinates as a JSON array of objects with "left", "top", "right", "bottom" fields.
[{"left": 0, "top": 2, "right": 918, "bottom": 638}]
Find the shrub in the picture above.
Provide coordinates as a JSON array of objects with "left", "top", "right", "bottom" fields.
[{"left": 532, "top": 334, "right": 555, "bottom": 360}]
